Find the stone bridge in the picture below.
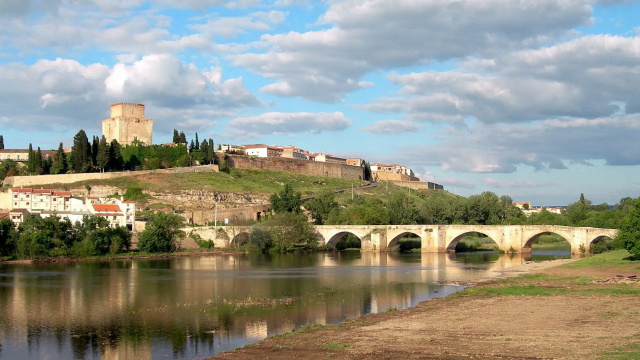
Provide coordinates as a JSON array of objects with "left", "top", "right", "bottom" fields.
[{"left": 183, "top": 224, "right": 618, "bottom": 254}]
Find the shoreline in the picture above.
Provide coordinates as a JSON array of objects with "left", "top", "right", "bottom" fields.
[
  {"left": 0, "top": 249, "right": 245, "bottom": 265},
  {"left": 213, "top": 254, "right": 640, "bottom": 359}
]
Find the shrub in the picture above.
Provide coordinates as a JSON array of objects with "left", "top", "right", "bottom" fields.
[{"left": 137, "top": 212, "right": 185, "bottom": 253}]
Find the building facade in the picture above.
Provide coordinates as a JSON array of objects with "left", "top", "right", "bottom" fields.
[
  {"left": 102, "top": 103, "right": 153, "bottom": 146},
  {"left": 7, "top": 188, "right": 135, "bottom": 230}
]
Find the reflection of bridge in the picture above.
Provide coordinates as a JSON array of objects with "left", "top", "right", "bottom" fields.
[{"left": 184, "top": 225, "right": 617, "bottom": 254}]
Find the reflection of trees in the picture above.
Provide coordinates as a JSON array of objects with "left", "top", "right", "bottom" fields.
[{"left": 0, "top": 253, "right": 474, "bottom": 359}]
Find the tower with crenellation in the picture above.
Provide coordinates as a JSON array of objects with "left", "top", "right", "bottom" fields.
[{"left": 102, "top": 103, "right": 153, "bottom": 146}]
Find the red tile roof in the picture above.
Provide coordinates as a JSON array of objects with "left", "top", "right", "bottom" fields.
[
  {"left": 11, "top": 188, "right": 34, "bottom": 193},
  {"left": 0, "top": 213, "right": 9, "bottom": 220},
  {"left": 92, "top": 204, "right": 122, "bottom": 213}
]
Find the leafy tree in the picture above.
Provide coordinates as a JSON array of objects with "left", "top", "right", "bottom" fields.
[
  {"left": 251, "top": 213, "right": 317, "bottom": 253},
  {"left": 17, "top": 215, "right": 76, "bottom": 259},
  {"left": 0, "top": 159, "right": 19, "bottom": 180},
  {"left": 465, "top": 192, "right": 503, "bottom": 225},
  {"left": 0, "top": 134, "right": 4, "bottom": 149},
  {"left": 0, "top": 219, "right": 17, "bottom": 257},
  {"left": 137, "top": 212, "right": 185, "bottom": 253},
  {"left": 73, "top": 215, "right": 131, "bottom": 256},
  {"left": 566, "top": 193, "right": 592, "bottom": 225},
  {"left": 270, "top": 183, "right": 302, "bottom": 213},
  {"left": 616, "top": 198, "right": 640, "bottom": 256},
  {"left": 388, "top": 192, "right": 420, "bottom": 225},
  {"left": 97, "top": 136, "right": 110, "bottom": 171},
  {"left": 71, "top": 130, "right": 92, "bottom": 173},
  {"left": 179, "top": 131, "right": 187, "bottom": 144},
  {"left": 304, "top": 192, "right": 338, "bottom": 224},
  {"left": 109, "top": 139, "right": 124, "bottom": 171},
  {"left": 172, "top": 129, "right": 180, "bottom": 143}
]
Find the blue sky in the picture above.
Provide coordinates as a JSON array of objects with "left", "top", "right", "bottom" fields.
[{"left": 1, "top": 0, "right": 639, "bottom": 205}]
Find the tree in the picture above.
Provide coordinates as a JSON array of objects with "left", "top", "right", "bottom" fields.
[
  {"left": 200, "top": 140, "right": 210, "bottom": 164},
  {"left": 109, "top": 139, "right": 124, "bottom": 171},
  {"left": 616, "top": 198, "right": 640, "bottom": 256},
  {"left": 304, "top": 192, "right": 338, "bottom": 224},
  {"left": 363, "top": 161, "right": 372, "bottom": 181},
  {"left": 71, "top": 130, "right": 92, "bottom": 173},
  {"left": 91, "top": 135, "right": 99, "bottom": 166},
  {"left": 137, "top": 212, "right": 185, "bottom": 253},
  {"left": 0, "top": 159, "right": 19, "bottom": 180},
  {"left": 0, "top": 219, "right": 17, "bottom": 257},
  {"left": 34, "top": 147, "right": 43, "bottom": 174},
  {"left": 194, "top": 132, "right": 200, "bottom": 150},
  {"left": 208, "top": 139, "right": 215, "bottom": 164},
  {"left": 96, "top": 136, "right": 110, "bottom": 171},
  {"left": 179, "top": 131, "right": 187, "bottom": 144},
  {"left": 566, "top": 193, "right": 592, "bottom": 225},
  {"left": 172, "top": 129, "right": 180, "bottom": 143},
  {"left": 26, "top": 144, "right": 36, "bottom": 174},
  {"left": 270, "top": 183, "right": 302, "bottom": 213},
  {"left": 0, "top": 135, "right": 4, "bottom": 149}
]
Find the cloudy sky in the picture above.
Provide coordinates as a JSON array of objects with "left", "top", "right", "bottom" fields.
[{"left": 1, "top": 0, "right": 639, "bottom": 205}]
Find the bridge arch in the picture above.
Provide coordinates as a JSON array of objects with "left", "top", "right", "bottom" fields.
[
  {"left": 326, "top": 231, "right": 362, "bottom": 249},
  {"left": 387, "top": 231, "right": 422, "bottom": 251},
  {"left": 230, "top": 231, "right": 251, "bottom": 249},
  {"left": 446, "top": 231, "right": 497, "bottom": 252},
  {"left": 523, "top": 231, "right": 571, "bottom": 252}
]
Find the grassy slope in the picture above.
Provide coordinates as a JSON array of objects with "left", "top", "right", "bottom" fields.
[{"left": 27, "top": 168, "right": 368, "bottom": 196}]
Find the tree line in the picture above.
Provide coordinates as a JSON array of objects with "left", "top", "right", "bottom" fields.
[{"left": 0, "top": 130, "right": 218, "bottom": 181}]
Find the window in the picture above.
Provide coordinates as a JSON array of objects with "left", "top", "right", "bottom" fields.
[
  {"left": 14, "top": 195, "right": 17, "bottom": 198},
  {"left": 53, "top": 198, "right": 56, "bottom": 202},
  {"left": 14, "top": 202, "right": 17, "bottom": 206},
  {"left": 26, "top": 202, "right": 29, "bottom": 206}
]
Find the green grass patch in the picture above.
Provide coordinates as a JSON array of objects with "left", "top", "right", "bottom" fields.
[
  {"left": 562, "top": 250, "right": 638, "bottom": 268},
  {"left": 322, "top": 342, "right": 348, "bottom": 351},
  {"left": 456, "top": 285, "right": 570, "bottom": 297},
  {"left": 602, "top": 337, "right": 640, "bottom": 359}
]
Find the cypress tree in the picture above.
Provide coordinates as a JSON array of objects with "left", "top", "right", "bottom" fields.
[
  {"left": 71, "top": 130, "right": 91, "bottom": 173},
  {"left": 109, "top": 139, "right": 124, "bottom": 171},
  {"left": 208, "top": 139, "right": 215, "bottom": 164},
  {"left": 179, "top": 132, "right": 187, "bottom": 144},
  {"left": 172, "top": 129, "right": 180, "bottom": 143},
  {"left": 194, "top": 133, "right": 200, "bottom": 150},
  {"left": 200, "top": 140, "right": 210, "bottom": 164},
  {"left": 0, "top": 135, "right": 4, "bottom": 149},
  {"left": 189, "top": 140, "right": 195, "bottom": 150},
  {"left": 97, "top": 136, "right": 110, "bottom": 172},
  {"left": 91, "top": 136, "right": 99, "bottom": 166},
  {"left": 35, "top": 147, "right": 43, "bottom": 174},
  {"left": 26, "top": 144, "right": 35, "bottom": 174},
  {"left": 51, "top": 143, "right": 67, "bottom": 174}
]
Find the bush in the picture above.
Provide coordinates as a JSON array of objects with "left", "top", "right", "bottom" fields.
[
  {"left": 249, "top": 213, "right": 317, "bottom": 253},
  {"left": 124, "top": 187, "right": 149, "bottom": 201},
  {"left": 137, "top": 212, "right": 185, "bottom": 253},
  {"left": 616, "top": 198, "right": 640, "bottom": 256}
]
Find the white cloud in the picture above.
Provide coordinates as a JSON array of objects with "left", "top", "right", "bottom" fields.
[
  {"left": 362, "top": 120, "right": 420, "bottom": 135},
  {"left": 483, "top": 178, "right": 556, "bottom": 188},
  {"left": 0, "top": 55, "right": 259, "bottom": 135},
  {"left": 227, "top": 111, "right": 352, "bottom": 137},
  {"left": 189, "top": 11, "right": 286, "bottom": 38},
  {"left": 365, "top": 35, "right": 640, "bottom": 124},
  {"left": 234, "top": 0, "right": 593, "bottom": 101},
  {"left": 396, "top": 114, "right": 640, "bottom": 173}
]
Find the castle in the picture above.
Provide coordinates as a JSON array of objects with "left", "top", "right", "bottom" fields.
[{"left": 102, "top": 103, "right": 153, "bottom": 146}]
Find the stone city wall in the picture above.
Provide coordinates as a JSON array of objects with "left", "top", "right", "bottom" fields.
[
  {"left": 182, "top": 204, "right": 270, "bottom": 226},
  {"left": 2, "top": 165, "right": 219, "bottom": 188},
  {"left": 391, "top": 181, "right": 445, "bottom": 190},
  {"left": 228, "top": 155, "right": 364, "bottom": 180}
]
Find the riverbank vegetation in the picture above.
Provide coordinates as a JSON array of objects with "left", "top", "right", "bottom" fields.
[{"left": 0, "top": 215, "right": 131, "bottom": 260}]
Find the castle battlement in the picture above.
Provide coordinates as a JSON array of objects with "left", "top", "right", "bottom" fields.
[{"left": 103, "top": 103, "right": 153, "bottom": 146}]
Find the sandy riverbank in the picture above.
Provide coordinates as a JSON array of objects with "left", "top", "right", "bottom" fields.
[{"left": 214, "top": 256, "right": 640, "bottom": 360}]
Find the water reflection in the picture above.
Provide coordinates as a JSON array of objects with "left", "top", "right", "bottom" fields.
[{"left": 0, "top": 251, "right": 570, "bottom": 360}]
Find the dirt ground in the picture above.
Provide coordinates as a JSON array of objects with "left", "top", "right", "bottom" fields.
[{"left": 214, "top": 259, "right": 640, "bottom": 360}]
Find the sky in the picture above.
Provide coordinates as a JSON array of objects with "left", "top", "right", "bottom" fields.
[{"left": 0, "top": 0, "right": 639, "bottom": 206}]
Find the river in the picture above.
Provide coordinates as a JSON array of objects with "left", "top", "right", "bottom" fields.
[{"left": 0, "top": 251, "right": 570, "bottom": 360}]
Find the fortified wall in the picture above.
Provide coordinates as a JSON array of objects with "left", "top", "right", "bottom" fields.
[
  {"left": 1, "top": 165, "right": 219, "bottom": 188},
  {"left": 102, "top": 103, "right": 153, "bottom": 146},
  {"left": 228, "top": 155, "right": 364, "bottom": 180},
  {"left": 391, "top": 181, "right": 444, "bottom": 190}
]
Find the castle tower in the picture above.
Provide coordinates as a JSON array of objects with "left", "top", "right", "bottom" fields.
[{"left": 102, "top": 103, "right": 153, "bottom": 146}]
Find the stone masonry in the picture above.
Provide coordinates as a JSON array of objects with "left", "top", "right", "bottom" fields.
[{"left": 102, "top": 103, "right": 153, "bottom": 146}]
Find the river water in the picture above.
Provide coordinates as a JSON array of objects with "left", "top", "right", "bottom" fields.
[{"left": 0, "top": 251, "right": 570, "bottom": 360}]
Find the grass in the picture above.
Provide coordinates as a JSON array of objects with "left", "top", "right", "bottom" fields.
[
  {"left": 37, "top": 168, "right": 367, "bottom": 196},
  {"left": 322, "top": 342, "right": 348, "bottom": 351},
  {"left": 602, "top": 334, "right": 640, "bottom": 359},
  {"left": 562, "top": 249, "right": 639, "bottom": 268}
]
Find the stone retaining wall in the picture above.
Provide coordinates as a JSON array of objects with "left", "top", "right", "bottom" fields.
[{"left": 228, "top": 155, "right": 363, "bottom": 180}]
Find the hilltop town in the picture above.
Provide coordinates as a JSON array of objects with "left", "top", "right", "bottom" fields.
[{"left": 0, "top": 103, "right": 443, "bottom": 229}]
